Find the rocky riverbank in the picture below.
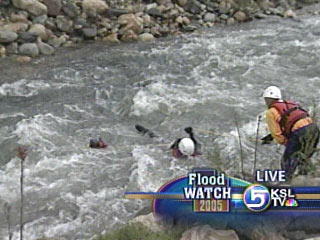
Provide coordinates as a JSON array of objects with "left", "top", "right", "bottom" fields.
[{"left": 0, "top": 0, "right": 319, "bottom": 61}]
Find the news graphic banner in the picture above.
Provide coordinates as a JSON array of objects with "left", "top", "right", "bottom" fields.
[{"left": 125, "top": 169, "right": 320, "bottom": 228}]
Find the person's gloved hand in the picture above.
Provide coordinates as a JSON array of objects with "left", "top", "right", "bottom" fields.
[{"left": 261, "top": 134, "right": 273, "bottom": 145}]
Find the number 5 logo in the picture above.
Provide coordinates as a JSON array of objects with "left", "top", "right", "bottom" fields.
[{"left": 243, "top": 184, "right": 271, "bottom": 212}]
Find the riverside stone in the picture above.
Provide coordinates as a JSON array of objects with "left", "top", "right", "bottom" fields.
[
  {"left": 2, "top": 22, "right": 29, "bottom": 33},
  {"left": 0, "top": 30, "right": 18, "bottom": 43},
  {"left": 227, "top": 17, "right": 235, "bottom": 25},
  {"left": 19, "top": 43, "right": 39, "bottom": 57},
  {"left": 12, "top": 0, "right": 47, "bottom": 16},
  {"left": 37, "top": 41, "right": 54, "bottom": 55},
  {"left": 204, "top": 12, "right": 216, "bottom": 22},
  {"left": 56, "top": 16, "right": 73, "bottom": 33},
  {"left": 138, "top": 32, "right": 154, "bottom": 42},
  {"left": 0, "top": 44, "right": 6, "bottom": 57},
  {"left": 180, "top": 225, "right": 239, "bottom": 240},
  {"left": 10, "top": 12, "right": 28, "bottom": 22},
  {"left": 18, "top": 32, "right": 38, "bottom": 43},
  {"left": 82, "top": 0, "right": 108, "bottom": 15},
  {"left": 43, "top": 0, "right": 61, "bottom": 16},
  {"left": 62, "top": 2, "right": 80, "bottom": 18},
  {"left": 184, "top": 0, "right": 201, "bottom": 14},
  {"left": 16, "top": 55, "right": 32, "bottom": 62},
  {"left": 121, "top": 29, "right": 138, "bottom": 42},
  {"left": 177, "top": 0, "right": 188, "bottom": 7},
  {"left": 284, "top": 9, "right": 297, "bottom": 18},
  {"left": 82, "top": 27, "right": 97, "bottom": 38},
  {"left": 6, "top": 42, "right": 18, "bottom": 54},
  {"left": 118, "top": 14, "right": 143, "bottom": 34},
  {"left": 29, "top": 24, "right": 47, "bottom": 41},
  {"left": 32, "top": 15, "right": 48, "bottom": 25},
  {"left": 234, "top": 11, "right": 247, "bottom": 21},
  {"left": 106, "top": 8, "right": 130, "bottom": 18},
  {"left": 103, "top": 33, "right": 120, "bottom": 43}
]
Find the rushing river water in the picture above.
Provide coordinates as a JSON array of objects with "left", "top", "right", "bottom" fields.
[{"left": 1, "top": 14, "right": 320, "bottom": 239}]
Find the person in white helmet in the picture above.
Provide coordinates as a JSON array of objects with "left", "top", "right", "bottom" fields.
[
  {"left": 170, "top": 127, "right": 201, "bottom": 158},
  {"left": 262, "top": 86, "right": 319, "bottom": 179}
]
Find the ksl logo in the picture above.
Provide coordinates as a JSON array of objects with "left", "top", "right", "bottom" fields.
[
  {"left": 243, "top": 184, "right": 297, "bottom": 212},
  {"left": 270, "top": 188, "right": 296, "bottom": 207}
]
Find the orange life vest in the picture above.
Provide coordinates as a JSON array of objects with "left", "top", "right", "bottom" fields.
[{"left": 270, "top": 100, "right": 309, "bottom": 137}]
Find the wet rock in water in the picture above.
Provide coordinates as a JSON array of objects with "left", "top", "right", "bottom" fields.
[
  {"left": 204, "top": 12, "right": 216, "bottom": 22},
  {"left": 37, "top": 41, "right": 54, "bottom": 55},
  {"left": 2, "top": 22, "right": 29, "bottom": 33},
  {"left": 284, "top": 9, "right": 297, "bottom": 18},
  {"left": 16, "top": 55, "right": 32, "bottom": 62},
  {"left": 43, "top": 0, "right": 62, "bottom": 16},
  {"left": 82, "top": 27, "right": 97, "bottom": 38},
  {"left": 0, "top": 44, "right": 6, "bottom": 57},
  {"left": 32, "top": 15, "right": 48, "bottom": 25},
  {"left": 6, "top": 42, "right": 18, "bottom": 54},
  {"left": 0, "top": 30, "right": 18, "bottom": 43},
  {"left": 254, "top": 13, "right": 268, "bottom": 19},
  {"left": 12, "top": 0, "right": 47, "bottom": 16},
  {"left": 182, "top": 24, "right": 197, "bottom": 31},
  {"left": 18, "top": 32, "right": 38, "bottom": 43},
  {"left": 56, "top": 16, "right": 73, "bottom": 33},
  {"left": 82, "top": 0, "right": 109, "bottom": 16},
  {"left": 121, "top": 29, "right": 138, "bottom": 42},
  {"left": 103, "top": 33, "right": 120, "bottom": 43},
  {"left": 138, "top": 32, "right": 154, "bottom": 42},
  {"left": 19, "top": 43, "right": 39, "bottom": 57},
  {"left": 180, "top": 225, "right": 239, "bottom": 240},
  {"left": 62, "top": 1, "right": 80, "bottom": 18},
  {"left": 29, "top": 24, "right": 48, "bottom": 41},
  {"left": 234, "top": 11, "right": 247, "bottom": 22}
]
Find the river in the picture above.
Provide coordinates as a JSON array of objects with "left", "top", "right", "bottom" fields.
[{"left": 1, "top": 14, "right": 320, "bottom": 239}]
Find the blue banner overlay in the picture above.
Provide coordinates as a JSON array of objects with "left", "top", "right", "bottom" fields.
[{"left": 125, "top": 169, "right": 320, "bottom": 231}]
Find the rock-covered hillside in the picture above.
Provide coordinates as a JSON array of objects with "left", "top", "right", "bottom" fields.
[{"left": 0, "top": 0, "right": 318, "bottom": 60}]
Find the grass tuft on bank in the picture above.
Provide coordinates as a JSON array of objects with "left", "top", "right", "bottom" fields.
[{"left": 97, "top": 223, "right": 184, "bottom": 240}]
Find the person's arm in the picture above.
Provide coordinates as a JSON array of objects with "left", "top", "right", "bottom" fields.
[{"left": 266, "top": 108, "right": 287, "bottom": 145}]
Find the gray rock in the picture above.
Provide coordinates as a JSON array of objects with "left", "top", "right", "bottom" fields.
[
  {"left": 45, "top": 18, "right": 56, "bottom": 30},
  {"left": 138, "top": 32, "right": 154, "bottom": 42},
  {"left": 106, "top": 8, "right": 130, "bottom": 18},
  {"left": 19, "top": 43, "right": 39, "bottom": 57},
  {"left": 227, "top": 17, "right": 235, "bottom": 25},
  {"left": 56, "top": 16, "right": 73, "bottom": 32},
  {"left": 220, "top": 14, "right": 229, "bottom": 20},
  {"left": 204, "top": 12, "right": 215, "bottom": 22},
  {"left": 18, "top": 32, "right": 38, "bottom": 43},
  {"left": 37, "top": 41, "right": 54, "bottom": 55},
  {"left": 32, "top": 14, "right": 48, "bottom": 24},
  {"left": 184, "top": 0, "right": 201, "bottom": 14},
  {"left": 74, "top": 18, "right": 89, "bottom": 29},
  {"left": 62, "top": 1, "right": 80, "bottom": 18},
  {"left": 147, "top": 8, "right": 163, "bottom": 18},
  {"left": 82, "top": 27, "right": 97, "bottom": 38},
  {"left": 12, "top": 0, "right": 47, "bottom": 16},
  {"left": 0, "top": 30, "right": 18, "bottom": 43},
  {"left": 182, "top": 24, "right": 197, "bottom": 31},
  {"left": 43, "top": 0, "right": 62, "bottom": 16},
  {"left": 6, "top": 42, "right": 19, "bottom": 54},
  {"left": 177, "top": 0, "right": 188, "bottom": 7}
]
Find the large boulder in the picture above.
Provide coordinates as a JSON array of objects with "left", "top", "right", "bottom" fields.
[
  {"left": 0, "top": 30, "right": 18, "bottom": 43},
  {"left": 12, "top": 0, "right": 47, "bottom": 16},
  {"left": 82, "top": 0, "right": 108, "bottom": 15},
  {"left": 138, "top": 33, "right": 154, "bottom": 42},
  {"left": 19, "top": 43, "right": 39, "bottom": 57},
  {"left": 180, "top": 225, "right": 239, "bottom": 240},
  {"left": 43, "top": 0, "right": 61, "bottom": 16},
  {"left": 18, "top": 32, "right": 38, "bottom": 43},
  {"left": 234, "top": 11, "right": 247, "bottom": 22}
]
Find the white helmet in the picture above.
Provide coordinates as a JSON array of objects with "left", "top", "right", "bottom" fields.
[
  {"left": 263, "top": 86, "right": 282, "bottom": 99},
  {"left": 178, "top": 138, "right": 195, "bottom": 156}
]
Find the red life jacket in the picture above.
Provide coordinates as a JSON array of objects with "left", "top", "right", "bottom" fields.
[{"left": 270, "top": 100, "right": 309, "bottom": 137}]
